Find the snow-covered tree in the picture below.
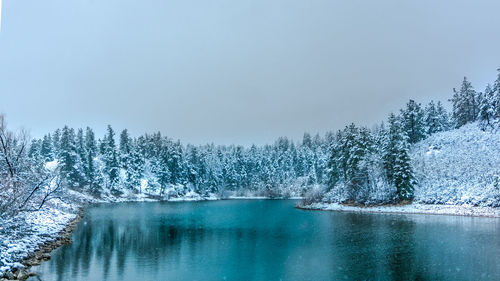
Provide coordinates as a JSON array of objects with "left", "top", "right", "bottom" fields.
[
  {"left": 425, "top": 100, "right": 450, "bottom": 135},
  {"left": 451, "top": 77, "right": 478, "bottom": 128},
  {"left": 83, "top": 127, "right": 99, "bottom": 193},
  {"left": 478, "top": 84, "right": 496, "bottom": 130},
  {"left": 102, "top": 125, "right": 120, "bottom": 190},
  {"left": 40, "top": 134, "right": 54, "bottom": 161},
  {"left": 383, "top": 113, "right": 416, "bottom": 201},
  {"left": 400, "top": 99, "right": 426, "bottom": 143},
  {"left": 58, "top": 126, "right": 82, "bottom": 187},
  {"left": 491, "top": 68, "right": 500, "bottom": 121}
]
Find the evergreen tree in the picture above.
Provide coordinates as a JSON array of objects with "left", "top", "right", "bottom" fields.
[
  {"left": 128, "top": 141, "right": 145, "bottom": 192},
  {"left": 52, "top": 129, "right": 61, "bottom": 156},
  {"left": 40, "top": 134, "right": 54, "bottom": 161},
  {"left": 75, "top": 128, "right": 87, "bottom": 184},
  {"left": 383, "top": 114, "right": 415, "bottom": 201},
  {"left": 58, "top": 126, "right": 82, "bottom": 187},
  {"left": 400, "top": 99, "right": 426, "bottom": 143},
  {"left": 478, "top": 84, "right": 495, "bottom": 130},
  {"left": 119, "top": 129, "right": 134, "bottom": 187},
  {"left": 102, "top": 125, "right": 120, "bottom": 189},
  {"left": 451, "top": 77, "right": 478, "bottom": 127},
  {"left": 492, "top": 68, "right": 500, "bottom": 121},
  {"left": 435, "top": 101, "right": 450, "bottom": 132},
  {"left": 151, "top": 139, "right": 171, "bottom": 195},
  {"left": 84, "top": 127, "right": 99, "bottom": 192}
]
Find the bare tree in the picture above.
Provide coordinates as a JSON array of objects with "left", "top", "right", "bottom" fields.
[{"left": 0, "top": 114, "right": 59, "bottom": 217}]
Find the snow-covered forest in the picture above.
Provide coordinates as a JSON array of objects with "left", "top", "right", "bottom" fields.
[
  {"left": 2, "top": 68, "right": 500, "bottom": 219},
  {"left": 318, "top": 70, "right": 500, "bottom": 207}
]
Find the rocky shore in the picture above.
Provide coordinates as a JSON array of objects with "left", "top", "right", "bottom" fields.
[{"left": 0, "top": 208, "right": 84, "bottom": 281}]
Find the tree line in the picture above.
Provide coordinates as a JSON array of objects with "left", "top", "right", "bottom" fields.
[{"left": 2, "top": 68, "right": 500, "bottom": 215}]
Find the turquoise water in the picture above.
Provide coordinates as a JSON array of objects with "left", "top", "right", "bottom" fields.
[{"left": 31, "top": 200, "right": 500, "bottom": 280}]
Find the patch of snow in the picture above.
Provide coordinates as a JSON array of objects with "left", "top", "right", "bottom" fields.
[
  {"left": 301, "top": 202, "right": 500, "bottom": 218},
  {"left": 44, "top": 160, "right": 58, "bottom": 171}
]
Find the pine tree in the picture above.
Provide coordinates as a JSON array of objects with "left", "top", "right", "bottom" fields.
[
  {"left": 58, "top": 126, "right": 82, "bottom": 187},
  {"left": 478, "top": 84, "right": 495, "bottom": 130},
  {"left": 424, "top": 101, "right": 439, "bottom": 135},
  {"left": 40, "top": 134, "right": 54, "bottom": 161},
  {"left": 52, "top": 129, "right": 61, "bottom": 156},
  {"left": 75, "top": 128, "right": 87, "bottom": 184},
  {"left": 119, "top": 129, "right": 133, "bottom": 188},
  {"left": 128, "top": 141, "right": 145, "bottom": 192},
  {"left": 102, "top": 125, "right": 120, "bottom": 190},
  {"left": 492, "top": 68, "right": 500, "bottom": 121},
  {"left": 168, "top": 140, "right": 184, "bottom": 184},
  {"left": 84, "top": 127, "right": 98, "bottom": 193},
  {"left": 435, "top": 101, "right": 450, "bottom": 132},
  {"left": 451, "top": 77, "right": 478, "bottom": 127},
  {"left": 383, "top": 114, "right": 415, "bottom": 201},
  {"left": 400, "top": 99, "right": 426, "bottom": 143}
]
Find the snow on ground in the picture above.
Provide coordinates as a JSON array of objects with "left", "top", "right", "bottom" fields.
[
  {"left": 0, "top": 206, "right": 77, "bottom": 276},
  {"left": 411, "top": 123, "right": 500, "bottom": 207},
  {"left": 301, "top": 202, "right": 500, "bottom": 218}
]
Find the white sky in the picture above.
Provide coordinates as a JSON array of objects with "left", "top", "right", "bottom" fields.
[{"left": 1, "top": 0, "right": 500, "bottom": 145}]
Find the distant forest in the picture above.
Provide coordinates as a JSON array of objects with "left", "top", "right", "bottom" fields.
[{"left": 1, "top": 68, "right": 500, "bottom": 215}]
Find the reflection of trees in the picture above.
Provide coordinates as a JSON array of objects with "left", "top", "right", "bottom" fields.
[
  {"left": 327, "top": 213, "right": 432, "bottom": 281},
  {"left": 42, "top": 211, "right": 283, "bottom": 280},
  {"left": 385, "top": 216, "right": 418, "bottom": 281},
  {"left": 328, "top": 213, "right": 379, "bottom": 280}
]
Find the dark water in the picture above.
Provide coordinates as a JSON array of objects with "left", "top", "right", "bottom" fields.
[{"left": 31, "top": 200, "right": 500, "bottom": 281}]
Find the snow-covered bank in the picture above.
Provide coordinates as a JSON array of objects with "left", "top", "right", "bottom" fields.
[
  {"left": 0, "top": 203, "right": 79, "bottom": 279},
  {"left": 411, "top": 123, "right": 500, "bottom": 206},
  {"left": 298, "top": 202, "right": 500, "bottom": 218}
]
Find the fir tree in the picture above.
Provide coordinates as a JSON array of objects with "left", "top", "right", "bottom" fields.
[
  {"left": 383, "top": 114, "right": 416, "bottom": 201},
  {"left": 102, "top": 125, "right": 120, "bottom": 190},
  {"left": 478, "top": 84, "right": 495, "bottom": 130},
  {"left": 400, "top": 99, "right": 426, "bottom": 143},
  {"left": 84, "top": 127, "right": 99, "bottom": 193},
  {"left": 40, "top": 134, "right": 54, "bottom": 161},
  {"left": 119, "top": 129, "right": 134, "bottom": 188},
  {"left": 451, "top": 77, "right": 478, "bottom": 127},
  {"left": 128, "top": 141, "right": 145, "bottom": 192},
  {"left": 58, "top": 126, "right": 82, "bottom": 187},
  {"left": 492, "top": 68, "right": 500, "bottom": 121}
]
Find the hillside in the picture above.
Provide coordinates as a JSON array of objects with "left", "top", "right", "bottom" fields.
[{"left": 412, "top": 123, "right": 500, "bottom": 207}]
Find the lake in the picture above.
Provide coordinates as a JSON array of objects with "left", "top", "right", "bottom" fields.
[{"left": 30, "top": 200, "right": 500, "bottom": 280}]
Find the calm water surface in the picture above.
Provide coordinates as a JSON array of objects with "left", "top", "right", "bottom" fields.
[{"left": 31, "top": 200, "right": 500, "bottom": 281}]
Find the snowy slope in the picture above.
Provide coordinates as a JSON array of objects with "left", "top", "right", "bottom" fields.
[{"left": 411, "top": 123, "right": 500, "bottom": 206}]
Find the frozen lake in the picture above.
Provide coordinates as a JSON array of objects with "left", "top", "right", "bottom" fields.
[{"left": 30, "top": 200, "right": 500, "bottom": 280}]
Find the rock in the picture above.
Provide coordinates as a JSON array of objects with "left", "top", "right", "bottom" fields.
[
  {"left": 16, "top": 269, "right": 29, "bottom": 280},
  {"left": 4, "top": 271, "right": 15, "bottom": 280},
  {"left": 41, "top": 253, "right": 50, "bottom": 260},
  {"left": 27, "top": 260, "right": 40, "bottom": 266}
]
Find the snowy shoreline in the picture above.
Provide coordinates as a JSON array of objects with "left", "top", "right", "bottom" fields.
[
  {"left": 297, "top": 202, "right": 500, "bottom": 218},
  {"left": 0, "top": 205, "right": 82, "bottom": 280}
]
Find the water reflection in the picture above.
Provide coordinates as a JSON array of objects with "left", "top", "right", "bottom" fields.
[{"left": 32, "top": 201, "right": 500, "bottom": 281}]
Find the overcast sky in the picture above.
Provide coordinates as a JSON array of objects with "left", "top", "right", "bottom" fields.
[{"left": 1, "top": 0, "right": 500, "bottom": 145}]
